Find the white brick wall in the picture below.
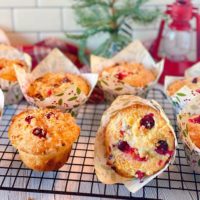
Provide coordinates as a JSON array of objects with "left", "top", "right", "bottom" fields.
[
  {"left": 14, "top": 9, "right": 62, "bottom": 31},
  {"left": 0, "top": 0, "right": 36, "bottom": 7},
  {"left": 0, "top": 0, "right": 199, "bottom": 48}
]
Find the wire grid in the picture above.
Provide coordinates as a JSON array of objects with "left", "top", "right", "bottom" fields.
[{"left": 0, "top": 88, "right": 199, "bottom": 200}]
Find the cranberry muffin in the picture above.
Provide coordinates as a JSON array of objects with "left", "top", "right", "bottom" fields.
[
  {"left": 27, "top": 72, "right": 90, "bottom": 100},
  {"left": 8, "top": 108, "right": 80, "bottom": 171},
  {"left": 167, "top": 77, "right": 200, "bottom": 96},
  {"left": 100, "top": 62, "right": 156, "bottom": 88},
  {"left": 0, "top": 58, "right": 28, "bottom": 82},
  {"left": 184, "top": 114, "right": 200, "bottom": 149},
  {"left": 104, "top": 104, "right": 175, "bottom": 179}
]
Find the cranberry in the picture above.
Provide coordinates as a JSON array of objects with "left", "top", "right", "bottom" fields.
[
  {"left": 120, "top": 130, "right": 125, "bottom": 137},
  {"left": 140, "top": 113, "right": 155, "bottom": 129},
  {"left": 62, "top": 77, "right": 70, "bottom": 83},
  {"left": 155, "top": 140, "right": 168, "bottom": 155},
  {"left": 118, "top": 141, "right": 131, "bottom": 153},
  {"left": 196, "top": 89, "right": 200, "bottom": 93},
  {"left": 46, "top": 112, "right": 54, "bottom": 119},
  {"left": 25, "top": 116, "right": 34, "bottom": 124},
  {"left": 32, "top": 127, "right": 46, "bottom": 138},
  {"left": 118, "top": 141, "right": 148, "bottom": 161},
  {"left": 167, "top": 150, "right": 174, "bottom": 156},
  {"left": 47, "top": 90, "right": 52, "bottom": 96},
  {"left": 134, "top": 154, "right": 148, "bottom": 162},
  {"left": 189, "top": 115, "right": 200, "bottom": 124},
  {"left": 192, "top": 77, "right": 198, "bottom": 84},
  {"left": 158, "top": 160, "right": 163, "bottom": 166},
  {"left": 115, "top": 72, "right": 128, "bottom": 80},
  {"left": 135, "top": 170, "right": 145, "bottom": 179}
]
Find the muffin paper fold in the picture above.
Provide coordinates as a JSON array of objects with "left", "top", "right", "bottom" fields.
[
  {"left": 185, "top": 62, "right": 200, "bottom": 78},
  {"left": 0, "top": 89, "right": 4, "bottom": 120},
  {"left": 177, "top": 95, "right": 200, "bottom": 172},
  {"left": 0, "top": 44, "right": 32, "bottom": 105},
  {"left": 94, "top": 95, "right": 177, "bottom": 193},
  {"left": 15, "top": 48, "right": 98, "bottom": 113},
  {"left": 91, "top": 40, "right": 164, "bottom": 101}
]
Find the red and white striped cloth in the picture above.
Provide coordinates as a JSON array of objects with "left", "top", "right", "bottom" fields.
[{"left": 17, "top": 37, "right": 104, "bottom": 103}]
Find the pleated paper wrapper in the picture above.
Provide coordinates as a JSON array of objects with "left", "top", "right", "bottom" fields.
[
  {"left": 94, "top": 95, "right": 177, "bottom": 193},
  {"left": 177, "top": 95, "right": 200, "bottom": 173},
  {"left": 164, "top": 62, "right": 200, "bottom": 114},
  {"left": 0, "top": 89, "right": 4, "bottom": 120},
  {"left": 91, "top": 40, "right": 164, "bottom": 102},
  {"left": 0, "top": 45, "right": 32, "bottom": 105},
  {"left": 15, "top": 48, "right": 98, "bottom": 114}
]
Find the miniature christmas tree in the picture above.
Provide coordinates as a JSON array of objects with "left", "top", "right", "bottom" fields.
[{"left": 67, "top": 0, "right": 160, "bottom": 63}]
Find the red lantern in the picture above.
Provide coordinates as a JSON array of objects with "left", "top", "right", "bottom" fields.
[{"left": 150, "top": 0, "right": 200, "bottom": 83}]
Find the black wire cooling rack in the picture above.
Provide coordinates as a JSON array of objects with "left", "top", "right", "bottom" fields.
[{"left": 0, "top": 87, "right": 199, "bottom": 200}]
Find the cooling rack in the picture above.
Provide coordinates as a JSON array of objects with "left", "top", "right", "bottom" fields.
[{"left": 0, "top": 87, "right": 199, "bottom": 200}]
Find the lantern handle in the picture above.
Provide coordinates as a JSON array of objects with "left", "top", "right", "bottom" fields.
[{"left": 150, "top": 19, "right": 166, "bottom": 60}]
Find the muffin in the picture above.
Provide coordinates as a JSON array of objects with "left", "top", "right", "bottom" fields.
[
  {"left": 0, "top": 58, "right": 28, "bottom": 82},
  {"left": 104, "top": 103, "right": 175, "bottom": 178},
  {"left": 0, "top": 45, "right": 31, "bottom": 105},
  {"left": 178, "top": 112, "right": 200, "bottom": 173},
  {"left": 27, "top": 72, "right": 90, "bottom": 100},
  {"left": 167, "top": 77, "right": 200, "bottom": 96},
  {"left": 183, "top": 114, "right": 200, "bottom": 149},
  {"left": 100, "top": 62, "right": 156, "bottom": 88},
  {"left": 8, "top": 108, "right": 80, "bottom": 171},
  {"left": 14, "top": 48, "right": 98, "bottom": 113}
]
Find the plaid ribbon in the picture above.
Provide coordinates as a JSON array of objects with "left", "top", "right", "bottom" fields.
[{"left": 17, "top": 37, "right": 104, "bottom": 103}]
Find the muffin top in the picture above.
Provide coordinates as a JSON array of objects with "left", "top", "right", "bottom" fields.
[
  {"left": 8, "top": 109, "right": 80, "bottom": 155},
  {"left": 100, "top": 62, "right": 156, "bottom": 88},
  {"left": 105, "top": 104, "right": 175, "bottom": 178},
  {"left": 186, "top": 114, "right": 200, "bottom": 149},
  {"left": 167, "top": 77, "right": 200, "bottom": 96},
  {"left": 27, "top": 72, "right": 90, "bottom": 100},
  {"left": 0, "top": 58, "right": 28, "bottom": 82}
]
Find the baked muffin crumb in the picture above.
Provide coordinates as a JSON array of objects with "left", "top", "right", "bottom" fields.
[
  {"left": 8, "top": 108, "right": 80, "bottom": 171},
  {"left": 105, "top": 104, "right": 175, "bottom": 178},
  {"left": 27, "top": 72, "right": 90, "bottom": 100},
  {"left": 100, "top": 62, "right": 156, "bottom": 88}
]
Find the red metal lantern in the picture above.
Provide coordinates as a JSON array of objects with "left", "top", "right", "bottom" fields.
[{"left": 150, "top": 0, "right": 200, "bottom": 83}]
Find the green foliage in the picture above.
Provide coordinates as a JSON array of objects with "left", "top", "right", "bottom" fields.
[{"left": 66, "top": 0, "right": 160, "bottom": 63}]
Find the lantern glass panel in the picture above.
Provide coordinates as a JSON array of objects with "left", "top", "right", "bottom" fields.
[{"left": 163, "top": 27, "right": 191, "bottom": 61}]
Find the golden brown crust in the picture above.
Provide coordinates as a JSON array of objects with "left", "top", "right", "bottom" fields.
[
  {"left": 167, "top": 77, "right": 200, "bottom": 96},
  {"left": 187, "top": 115, "right": 200, "bottom": 149},
  {"left": 0, "top": 58, "right": 28, "bottom": 82},
  {"left": 105, "top": 104, "right": 175, "bottom": 178},
  {"left": 27, "top": 72, "right": 90, "bottom": 99},
  {"left": 100, "top": 62, "right": 156, "bottom": 87},
  {"left": 8, "top": 108, "right": 80, "bottom": 171},
  {"left": 19, "top": 146, "right": 71, "bottom": 171}
]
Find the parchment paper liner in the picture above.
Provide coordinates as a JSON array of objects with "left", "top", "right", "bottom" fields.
[
  {"left": 91, "top": 40, "right": 164, "bottom": 102},
  {"left": 0, "top": 44, "right": 32, "bottom": 105},
  {"left": 0, "top": 89, "right": 4, "bottom": 120},
  {"left": 94, "top": 95, "right": 177, "bottom": 193},
  {"left": 15, "top": 48, "right": 98, "bottom": 113},
  {"left": 177, "top": 95, "right": 200, "bottom": 173}
]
